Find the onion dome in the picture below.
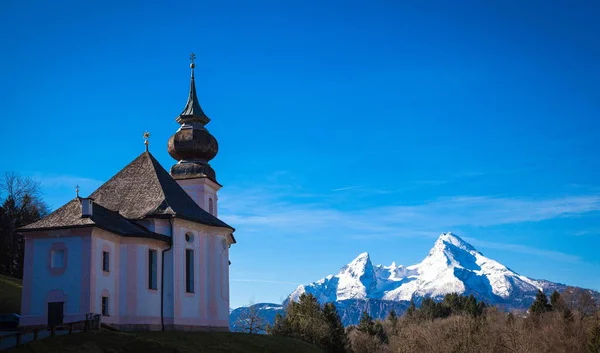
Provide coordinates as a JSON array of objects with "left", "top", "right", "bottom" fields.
[{"left": 168, "top": 54, "right": 220, "bottom": 183}]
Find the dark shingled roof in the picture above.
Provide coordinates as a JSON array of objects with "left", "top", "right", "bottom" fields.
[
  {"left": 20, "top": 152, "right": 233, "bottom": 236},
  {"left": 20, "top": 199, "right": 170, "bottom": 241}
]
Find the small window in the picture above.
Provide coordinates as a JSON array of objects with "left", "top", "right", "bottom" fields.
[
  {"left": 51, "top": 250, "right": 65, "bottom": 268},
  {"left": 208, "top": 198, "right": 214, "bottom": 215},
  {"left": 101, "top": 296, "right": 109, "bottom": 316},
  {"left": 185, "top": 232, "right": 194, "bottom": 243},
  {"left": 102, "top": 251, "right": 110, "bottom": 272},
  {"left": 185, "top": 249, "right": 194, "bottom": 293},
  {"left": 148, "top": 250, "right": 157, "bottom": 290}
]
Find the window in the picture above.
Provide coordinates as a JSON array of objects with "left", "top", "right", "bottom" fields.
[
  {"left": 208, "top": 198, "right": 214, "bottom": 215},
  {"left": 101, "top": 296, "right": 109, "bottom": 316},
  {"left": 148, "top": 250, "right": 157, "bottom": 290},
  {"left": 185, "top": 249, "right": 194, "bottom": 293},
  {"left": 185, "top": 232, "right": 194, "bottom": 243},
  {"left": 102, "top": 251, "right": 110, "bottom": 272},
  {"left": 51, "top": 250, "right": 65, "bottom": 268}
]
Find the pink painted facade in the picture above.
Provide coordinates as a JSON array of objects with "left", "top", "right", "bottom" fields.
[{"left": 19, "top": 214, "right": 233, "bottom": 331}]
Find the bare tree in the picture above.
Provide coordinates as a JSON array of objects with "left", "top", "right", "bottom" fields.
[
  {"left": 0, "top": 172, "right": 49, "bottom": 278},
  {"left": 234, "top": 299, "right": 268, "bottom": 334},
  {"left": 562, "top": 287, "right": 597, "bottom": 319}
]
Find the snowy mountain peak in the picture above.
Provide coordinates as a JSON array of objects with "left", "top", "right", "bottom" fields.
[
  {"left": 340, "top": 252, "right": 372, "bottom": 275},
  {"left": 434, "top": 232, "right": 479, "bottom": 254},
  {"left": 289, "top": 232, "right": 560, "bottom": 305}
]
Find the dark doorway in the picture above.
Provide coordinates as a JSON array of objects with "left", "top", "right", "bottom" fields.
[{"left": 47, "top": 302, "right": 64, "bottom": 327}]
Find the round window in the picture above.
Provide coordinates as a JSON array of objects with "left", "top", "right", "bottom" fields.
[{"left": 185, "top": 233, "right": 194, "bottom": 243}]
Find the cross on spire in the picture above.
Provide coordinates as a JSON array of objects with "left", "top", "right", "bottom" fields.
[
  {"left": 189, "top": 53, "right": 196, "bottom": 77},
  {"left": 143, "top": 131, "right": 150, "bottom": 151},
  {"left": 75, "top": 185, "right": 80, "bottom": 198},
  {"left": 176, "top": 52, "right": 210, "bottom": 125}
]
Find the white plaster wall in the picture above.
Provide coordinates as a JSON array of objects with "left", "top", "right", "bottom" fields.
[
  {"left": 118, "top": 244, "right": 129, "bottom": 318},
  {"left": 92, "top": 234, "right": 119, "bottom": 323},
  {"left": 163, "top": 247, "right": 174, "bottom": 319},
  {"left": 153, "top": 218, "right": 172, "bottom": 236},
  {"left": 172, "top": 219, "right": 231, "bottom": 327},
  {"left": 176, "top": 178, "right": 220, "bottom": 216},
  {"left": 26, "top": 235, "right": 84, "bottom": 321},
  {"left": 134, "top": 218, "right": 171, "bottom": 237},
  {"left": 135, "top": 243, "right": 163, "bottom": 318},
  {"left": 179, "top": 226, "right": 201, "bottom": 318}
]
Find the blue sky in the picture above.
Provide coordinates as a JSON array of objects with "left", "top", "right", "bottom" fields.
[{"left": 1, "top": 0, "right": 599, "bottom": 309}]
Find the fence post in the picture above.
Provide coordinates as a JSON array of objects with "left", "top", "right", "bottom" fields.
[
  {"left": 34, "top": 329, "right": 38, "bottom": 341},
  {"left": 50, "top": 327, "right": 55, "bottom": 337},
  {"left": 69, "top": 323, "right": 73, "bottom": 334},
  {"left": 16, "top": 333, "right": 21, "bottom": 346}
]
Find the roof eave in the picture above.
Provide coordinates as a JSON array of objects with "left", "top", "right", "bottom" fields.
[{"left": 17, "top": 224, "right": 95, "bottom": 233}]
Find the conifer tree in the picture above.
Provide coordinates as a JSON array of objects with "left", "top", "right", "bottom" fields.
[
  {"left": 406, "top": 299, "right": 416, "bottom": 319},
  {"left": 322, "top": 303, "right": 348, "bottom": 353},
  {"left": 357, "top": 311, "right": 375, "bottom": 335},
  {"left": 550, "top": 290, "right": 561, "bottom": 311},
  {"left": 530, "top": 289, "right": 552, "bottom": 314},
  {"left": 387, "top": 309, "right": 398, "bottom": 327}
]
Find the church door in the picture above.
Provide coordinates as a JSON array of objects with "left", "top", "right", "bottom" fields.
[{"left": 47, "top": 302, "right": 64, "bottom": 328}]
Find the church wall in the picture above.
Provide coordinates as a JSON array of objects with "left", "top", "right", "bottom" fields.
[
  {"left": 92, "top": 229, "right": 168, "bottom": 330},
  {"left": 153, "top": 218, "right": 172, "bottom": 237},
  {"left": 91, "top": 229, "right": 120, "bottom": 325},
  {"left": 170, "top": 219, "right": 231, "bottom": 329},
  {"left": 163, "top": 245, "right": 175, "bottom": 320},
  {"left": 20, "top": 229, "right": 92, "bottom": 327},
  {"left": 175, "top": 178, "right": 220, "bottom": 216},
  {"left": 134, "top": 218, "right": 172, "bottom": 237}
]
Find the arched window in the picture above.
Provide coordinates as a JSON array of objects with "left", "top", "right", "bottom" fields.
[{"left": 208, "top": 198, "right": 214, "bottom": 215}]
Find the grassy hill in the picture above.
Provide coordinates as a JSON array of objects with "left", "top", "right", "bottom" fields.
[
  {"left": 8, "top": 330, "right": 326, "bottom": 353},
  {"left": 0, "top": 274, "right": 22, "bottom": 314}
]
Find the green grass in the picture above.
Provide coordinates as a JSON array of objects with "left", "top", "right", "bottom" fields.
[
  {"left": 8, "top": 330, "right": 326, "bottom": 353},
  {"left": 0, "top": 274, "right": 22, "bottom": 314}
]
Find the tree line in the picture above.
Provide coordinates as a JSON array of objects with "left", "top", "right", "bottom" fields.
[
  {"left": 238, "top": 290, "right": 600, "bottom": 353},
  {"left": 0, "top": 173, "right": 48, "bottom": 279}
]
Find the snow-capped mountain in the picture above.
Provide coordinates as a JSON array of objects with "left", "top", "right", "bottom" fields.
[
  {"left": 289, "top": 232, "right": 558, "bottom": 306},
  {"left": 231, "top": 232, "right": 597, "bottom": 328}
]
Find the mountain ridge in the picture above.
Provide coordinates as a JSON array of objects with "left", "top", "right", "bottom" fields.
[
  {"left": 289, "top": 232, "right": 551, "bottom": 305},
  {"left": 231, "top": 232, "right": 598, "bottom": 328}
]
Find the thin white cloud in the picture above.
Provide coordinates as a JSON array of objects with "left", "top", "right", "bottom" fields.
[
  {"left": 463, "top": 238, "right": 581, "bottom": 263},
  {"left": 331, "top": 186, "right": 362, "bottom": 192},
  {"left": 219, "top": 185, "right": 599, "bottom": 262},
  {"left": 221, "top": 189, "right": 600, "bottom": 235},
  {"left": 26, "top": 173, "right": 104, "bottom": 193}
]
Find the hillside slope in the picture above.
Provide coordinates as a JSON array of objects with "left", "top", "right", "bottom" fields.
[
  {"left": 8, "top": 330, "right": 325, "bottom": 353},
  {"left": 0, "top": 274, "right": 22, "bottom": 314}
]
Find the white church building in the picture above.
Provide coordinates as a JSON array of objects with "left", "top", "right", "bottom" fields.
[{"left": 18, "top": 56, "right": 236, "bottom": 331}]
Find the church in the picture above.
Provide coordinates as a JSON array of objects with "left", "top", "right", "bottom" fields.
[{"left": 17, "top": 55, "right": 236, "bottom": 331}]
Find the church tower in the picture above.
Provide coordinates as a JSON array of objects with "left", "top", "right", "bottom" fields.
[{"left": 168, "top": 54, "right": 220, "bottom": 216}]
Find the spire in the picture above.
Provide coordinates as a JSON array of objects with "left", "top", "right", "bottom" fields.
[
  {"left": 176, "top": 53, "right": 210, "bottom": 125},
  {"left": 168, "top": 53, "right": 220, "bottom": 183}
]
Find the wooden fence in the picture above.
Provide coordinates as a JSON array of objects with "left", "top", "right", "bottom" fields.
[{"left": 0, "top": 313, "right": 101, "bottom": 349}]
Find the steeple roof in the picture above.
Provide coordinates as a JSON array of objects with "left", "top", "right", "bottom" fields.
[
  {"left": 176, "top": 62, "right": 210, "bottom": 125},
  {"left": 20, "top": 152, "right": 234, "bottom": 235}
]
